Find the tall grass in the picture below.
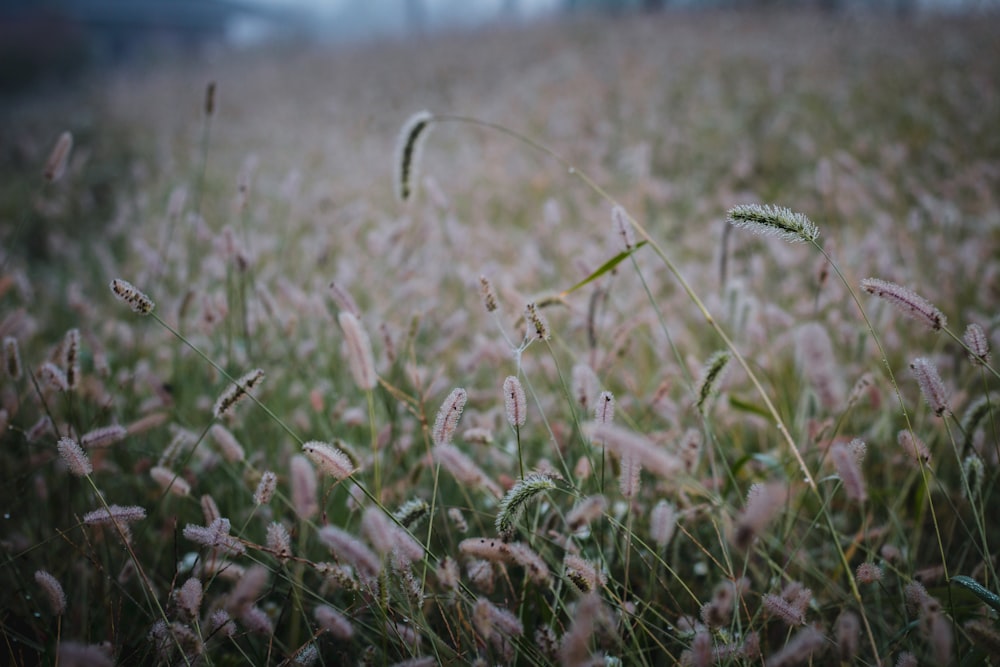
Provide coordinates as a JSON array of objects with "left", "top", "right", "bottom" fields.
[{"left": 2, "top": 9, "right": 999, "bottom": 666}]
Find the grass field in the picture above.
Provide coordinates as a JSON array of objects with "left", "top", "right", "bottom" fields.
[{"left": 2, "top": 8, "right": 999, "bottom": 666}]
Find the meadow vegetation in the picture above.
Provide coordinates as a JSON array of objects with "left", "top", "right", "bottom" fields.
[{"left": 1, "top": 8, "right": 999, "bottom": 666}]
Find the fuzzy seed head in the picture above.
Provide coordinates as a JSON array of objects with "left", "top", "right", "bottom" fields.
[
  {"left": 254, "top": 471, "right": 277, "bottom": 505},
  {"left": 290, "top": 455, "right": 318, "bottom": 520},
  {"left": 479, "top": 275, "right": 498, "bottom": 313},
  {"left": 727, "top": 203, "right": 819, "bottom": 243},
  {"left": 176, "top": 577, "right": 203, "bottom": 619},
  {"left": 83, "top": 504, "right": 146, "bottom": 526},
  {"left": 34, "top": 570, "right": 66, "bottom": 615},
  {"left": 432, "top": 388, "right": 467, "bottom": 447},
  {"left": 3, "top": 337, "right": 21, "bottom": 380},
  {"left": 394, "top": 498, "right": 431, "bottom": 529},
  {"left": 338, "top": 311, "right": 377, "bottom": 391},
  {"left": 963, "top": 322, "right": 991, "bottom": 365},
  {"left": 830, "top": 441, "right": 867, "bottom": 502},
  {"left": 502, "top": 375, "right": 527, "bottom": 427},
  {"left": 394, "top": 110, "right": 433, "bottom": 202},
  {"left": 571, "top": 363, "right": 600, "bottom": 412},
  {"left": 39, "top": 362, "right": 68, "bottom": 392},
  {"left": 110, "top": 278, "right": 154, "bottom": 315},
  {"left": 861, "top": 278, "right": 945, "bottom": 331},
  {"left": 910, "top": 357, "right": 949, "bottom": 416},
  {"left": 302, "top": 441, "right": 356, "bottom": 480},
  {"left": 314, "top": 604, "right": 354, "bottom": 640},
  {"left": 855, "top": 563, "right": 883, "bottom": 584},
  {"left": 496, "top": 473, "right": 556, "bottom": 538},
  {"left": 63, "top": 328, "right": 80, "bottom": 390},
  {"left": 266, "top": 522, "right": 292, "bottom": 563},
  {"left": 733, "top": 482, "right": 787, "bottom": 550},
  {"left": 80, "top": 424, "right": 127, "bottom": 449},
  {"left": 524, "top": 302, "right": 550, "bottom": 341},
  {"left": 213, "top": 368, "right": 264, "bottom": 418},
  {"left": 611, "top": 205, "right": 635, "bottom": 251},
  {"left": 584, "top": 421, "right": 684, "bottom": 480},
  {"left": 434, "top": 444, "right": 503, "bottom": 498},
  {"left": 151, "top": 465, "right": 190, "bottom": 496},
  {"left": 897, "top": 430, "right": 931, "bottom": 465},
  {"left": 566, "top": 495, "right": 607, "bottom": 532},
  {"left": 649, "top": 499, "right": 678, "bottom": 549},
  {"left": 595, "top": 390, "right": 615, "bottom": 424},
  {"left": 57, "top": 437, "right": 92, "bottom": 476},
  {"left": 209, "top": 424, "right": 245, "bottom": 463},
  {"left": 696, "top": 350, "right": 731, "bottom": 414},
  {"left": 43, "top": 131, "right": 73, "bottom": 182},
  {"left": 618, "top": 454, "right": 641, "bottom": 499}
]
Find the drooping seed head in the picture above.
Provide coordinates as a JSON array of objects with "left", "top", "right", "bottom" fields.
[
  {"left": 495, "top": 473, "right": 557, "bottom": 539},
  {"left": 727, "top": 203, "right": 819, "bottom": 244},
  {"left": 860, "top": 277, "right": 945, "bottom": 331}
]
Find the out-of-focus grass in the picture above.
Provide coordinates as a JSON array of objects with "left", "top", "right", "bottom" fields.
[{"left": 1, "top": 8, "right": 999, "bottom": 666}]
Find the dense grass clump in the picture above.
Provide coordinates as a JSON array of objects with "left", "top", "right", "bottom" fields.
[{"left": 2, "top": 9, "right": 999, "bottom": 666}]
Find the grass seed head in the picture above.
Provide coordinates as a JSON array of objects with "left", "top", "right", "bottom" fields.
[
  {"left": 727, "top": 203, "right": 819, "bottom": 244},
  {"left": 394, "top": 110, "right": 434, "bottom": 202},
  {"left": 43, "top": 131, "right": 73, "bottom": 182},
  {"left": 860, "top": 277, "right": 945, "bottom": 331},
  {"left": 109, "top": 278, "right": 155, "bottom": 315},
  {"left": 57, "top": 437, "right": 92, "bottom": 476}
]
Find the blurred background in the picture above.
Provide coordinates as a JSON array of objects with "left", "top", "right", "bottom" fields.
[{"left": 0, "top": 0, "right": 992, "bottom": 93}]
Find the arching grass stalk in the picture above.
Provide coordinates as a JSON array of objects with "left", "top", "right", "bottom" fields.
[{"left": 407, "top": 113, "right": 883, "bottom": 663}]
